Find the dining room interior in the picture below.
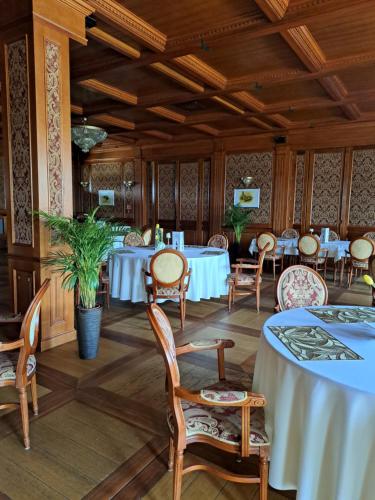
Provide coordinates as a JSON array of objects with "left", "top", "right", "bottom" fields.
[{"left": 1, "top": 0, "right": 375, "bottom": 499}]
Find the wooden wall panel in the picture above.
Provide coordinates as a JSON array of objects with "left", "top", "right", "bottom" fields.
[
  {"left": 349, "top": 148, "right": 375, "bottom": 227},
  {"left": 158, "top": 162, "right": 176, "bottom": 221},
  {"left": 294, "top": 153, "right": 305, "bottom": 225},
  {"left": 311, "top": 151, "right": 344, "bottom": 227},
  {"left": 203, "top": 160, "right": 210, "bottom": 222},
  {"left": 90, "top": 162, "right": 123, "bottom": 218},
  {"left": 124, "top": 160, "right": 135, "bottom": 218},
  {"left": 225, "top": 152, "right": 273, "bottom": 225},
  {"left": 180, "top": 161, "right": 198, "bottom": 222}
]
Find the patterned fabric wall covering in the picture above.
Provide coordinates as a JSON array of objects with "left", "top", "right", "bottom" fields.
[
  {"left": 294, "top": 153, "right": 305, "bottom": 224},
  {"left": 203, "top": 160, "right": 210, "bottom": 222},
  {"left": 180, "top": 162, "right": 198, "bottom": 221},
  {"left": 90, "top": 162, "right": 123, "bottom": 218},
  {"left": 225, "top": 152, "right": 273, "bottom": 224},
  {"left": 158, "top": 163, "right": 176, "bottom": 220},
  {"left": 311, "top": 151, "right": 343, "bottom": 226},
  {"left": 123, "top": 160, "right": 135, "bottom": 218},
  {"left": 0, "top": 158, "right": 5, "bottom": 210},
  {"left": 350, "top": 149, "right": 375, "bottom": 226},
  {"left": 45, "top": 40, "right": 63, "bottom": 215},
  {"left": 7, "top": 38, "right": 33, "bottom": 245}
]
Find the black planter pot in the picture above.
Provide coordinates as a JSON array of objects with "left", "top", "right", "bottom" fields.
[
  {"left": 76, "top": 305, "right": 103, "bottom": 359},
  {"left": 229, "top": 241, "right": 241, "bottom": 264}
]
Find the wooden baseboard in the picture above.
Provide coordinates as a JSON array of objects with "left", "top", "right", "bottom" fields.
[{"left": 40, "top": 328, "right": 77, "bottom": 351}]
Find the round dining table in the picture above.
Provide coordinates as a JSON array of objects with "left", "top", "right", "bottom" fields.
[
  {"left": 109, "top": 245, "right": 230, "bottom": 303},
  {"left": 253, "top": 306, "right": 375, "bottom": 500}
]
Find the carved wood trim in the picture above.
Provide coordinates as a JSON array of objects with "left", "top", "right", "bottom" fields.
[
  {"left": 91, "top": 114, "right": 135, "bottom": 130},
  {"left": 87, "top": 26, "right": 141, "bottom": 59},
  {"left": 78, "top": 79, "right": 138, "bottom": 105}
]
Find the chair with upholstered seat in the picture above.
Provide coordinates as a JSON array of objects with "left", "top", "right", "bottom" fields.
[
  {"left": 124, "top": 231, "right": 144, "bottom": 246},
  {"left": 142, "top": 227, "right": 152, "bottom": 246},
  {"left": 298, "top": 234, "right": 328, "bottom": 279},
  {"left": 96, "top": 262, "right": 110, "bottom": 308},
  {"left": 228, "top": 245, "right": 268, "bottom": 312},
  {"left": 276, "top": 265, "right": 328, "bottom": 311},
  {"left": 347, "top": 237, "right": 374, "bottom": 288},
  {"left": 207, "top": 233, "right": 229, "bottom": 250},
  {"left": 280, "top": 228, "right": 299, "bottom": 239},
  {"left": 363, "top": 231, "right": 375, "bottom": 241},
  {"left": 0, "top": 279, "right": 50, "bottom": 449},
  {"left": 328, "top": 230, "right": 340, "bottom": 241},
  {"left": 144, "top": 250, "right": 191, "bottom": 329},
  {"left": 147, "top": 303, "right": 270, "bottom": 500},
  {"left": 256, "top": 232, "right": 285, "bottom": 280}
]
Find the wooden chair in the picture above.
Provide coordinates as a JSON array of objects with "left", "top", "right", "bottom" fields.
[
  {"left": 144, "top": 250, "right": 191, "bottom": 329},
  {"left": 347, "top": 237, "right": 374, "bottom": 288},
  {"left": 142, "top": 227, "right": 152, "bottom": 246},
  {"left": 256, "top": 232, "right": 285, "bottom": 280},
  {"left": 207, "top": 233, "right": 229, "bottom": 250},
  {"left": 96, "top": 262, "right": 110, "bottom": 309},
  {"left": 276, "top": 265, "right": 328, "bottom": 311},
  {"left": 0, "top": 279, "right": 50, "bottom": 449},
  {"left": 124, "top": 231, "right": 144, "bottom": 246},
  {"left": 369, "top": 255, "right": 375, "bottom": 306},
  {"left": 298, "top": 234, "right": 328, "bottom": 279},
  {"left": 280, "top": 228, "right": 299, "bottom": 239},
  {"left": 228, "top": 245, "right": 269, "bottom": 312},
  {"left": 147, "top": 303, "right": 270, "bottom": 500},
  {"left": 363, "top": 231, "right": 375, "bottom": 241},
  {"left": 328, "top": 230, "right": 339, "bottom": 241}
]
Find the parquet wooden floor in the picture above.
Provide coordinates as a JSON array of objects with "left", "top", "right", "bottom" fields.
[{"left": 0, "top": 257, "right": 371, "bottom": 499}]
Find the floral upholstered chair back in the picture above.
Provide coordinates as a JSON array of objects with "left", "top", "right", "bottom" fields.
[
  {"left": 328, "top": 230, "right": 339, "bottom": 241},
  {"left": 363, "top": 231, "right": 375, "bottom": 241},
  {"left": 276, "top": 265, "right": 328, "bottom": 311},
  {"left": 149, "top": 250, "right": 188, "bottom": 294},
  {"left": 124, "top": 231, "right": 144, "bottom": 246},
  {"left": 207, "top": 233, "right": 229, "bottom": 250},
  {"left": 142, "top": 228, "right": 152, "bottom": 246},
  {"left": 298, "top": 234, "right": 320, "bottom": 257},
  {"left": 349, "top": 237, "right": 374, "bottom": 263},
  {"left": 281, "top": 228, "right": 299, "bottom": 239},
  {"left": 257, "top": 232, "right": 277, "bottom": 254}
]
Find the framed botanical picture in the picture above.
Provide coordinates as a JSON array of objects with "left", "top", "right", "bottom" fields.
[
  {"left": 234, "top": 188, "right": 260, "bottom": 208},
  {"left": 98, "top": 189, "right": 115, "bottom": 206}
]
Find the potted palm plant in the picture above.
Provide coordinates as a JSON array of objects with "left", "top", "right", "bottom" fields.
[
  {"left": 36, "top": 208, "right": 123, "bottom": 359},
  {"left": 225, "top": 204, "right": 252, "bottom": 262}
]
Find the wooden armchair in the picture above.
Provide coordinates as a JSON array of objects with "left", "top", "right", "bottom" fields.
[
  {"left": 256, "top": 232, "right": 285, "bottom": 280},
  {"left": 0, "top": 279, "right": 50, "bottom": 449},
  {"left": 280, "top": 228, "right": 299, "bottom": 239},
  {"left": 142, "top": 227, "right": 152, "bottom": 246},
  {"left": 347, "top": 237, "right": 374, "bottom": 288},
  {"left": 96, "top": 262, "right": 110, "bottom": 309},
  {"left": 124, "top": 231, "right": 144, "bottom": 246},
  {"left": 207, "top": 233, "right": 229, "bottom": 250},
  {"left": 228, "top": 245, "right": 269, "bottom": 312},
  {"left": 147, "top": 303, "right": 270, "bottom": 500},
  {"left": 143, "top": 250, "right": 191, "bottom": 329},
  {"left": 298, "top": 234, "right": 328, "bottom": 279}
]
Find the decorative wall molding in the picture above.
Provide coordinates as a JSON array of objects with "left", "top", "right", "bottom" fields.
[
  {"left": 349, "top": 149, "right": 375, "bottom": 226},
  {"left": 45, "top": 39, "right": 63, "bottom": 215},
  {"left": 6, "top": 37, "right": 33, "bottom": 245}
]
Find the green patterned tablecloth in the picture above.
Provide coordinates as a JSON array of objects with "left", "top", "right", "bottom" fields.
[
  {"left": 268, "top": 325, "right": 363, "bottom": 361},
  {"left": 307, "top": 307, "right": 375, "bottom": 324}
]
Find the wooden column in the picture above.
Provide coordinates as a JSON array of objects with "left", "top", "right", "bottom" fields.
[
  {"left": 134, "top": 149, "right": 148, "bottom": 229},
  {"left": 210, "top": 142, "right": 225, "bottom": 235},
  {"left": 272, "top": 144, "right": 294, "bottom": 235},
  {"left": 0, "top": 0, "right": 92, "bottom": 350}
]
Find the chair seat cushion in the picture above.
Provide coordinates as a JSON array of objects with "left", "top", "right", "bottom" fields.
[
  {"left": 0, "top": 352, "right": 36, "bottom": 381},
  {"left": 352, "top": 260, "right": 368, "bottom": 269},
  {"left": 301, "top": 256, "right": 326, "bottom": 264},
  {"left": 147, "top": 285, "right": 182, "bottom": 296},
  {"left": 264, "top": 254, "right": 282, "bottom": 260},
  {"left": 228, "top": 273, "right": 258, "bottom": 285},
  {"left": 167, "top": 383, "right": 269, "bottom": 447}
]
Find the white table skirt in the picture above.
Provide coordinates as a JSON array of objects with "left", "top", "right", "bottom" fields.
[
  {"left": 249, "top": 238, "right": 350, "bottom": 262},
  {"left": 109, "top": 246, "right": 230, "bottom": 303},
  {"left": 253, "top": 306, "right": 375, "bottom": 500}
]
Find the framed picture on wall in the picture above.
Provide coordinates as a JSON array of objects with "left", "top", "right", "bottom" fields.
[
  {"left": 234, "top": 188, "right": 260, "bottom": 208},
  {"left": 98, "top": 189, "right": 115, "bottom": 206}
]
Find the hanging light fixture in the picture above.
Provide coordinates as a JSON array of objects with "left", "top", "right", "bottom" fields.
[{"left": 71, "top": 117, "right": 107, "bottom": 153}]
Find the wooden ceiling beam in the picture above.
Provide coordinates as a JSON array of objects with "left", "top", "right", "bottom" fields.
[
  {"left": 78, "top": 79, "right": 138, "bottom": 105},
  {"left": 87, "top": 26, "right": 141, "bottom": 59},
  {"left": 90, "top": 113, "right": 135, "bottom": 130},
  {"left": 150, "top": 62, "right": 204, "bottom": 93},
  {"left": 172, "top": 55, "right": 227, "bottom": 89},
  {"left": 86, "top": 0, "right": 167, "bottom": 51},
  {"left": 246, "top": 117, "right": 275, "bottom": 130},
  {"left": 146, "top": 106, "right": 186, "bottom": 123},
  {"left": 142, "top": 130, "right": 173, "bottom": 141},
  {"left": 71, "top": 103, "right": 84, "bottom": 115},
  {"left": 191, "top": 124, "right": 220, "bottom": 136},
  {"left": 211, "top": 96, "right": 245, "bottom": 114}
]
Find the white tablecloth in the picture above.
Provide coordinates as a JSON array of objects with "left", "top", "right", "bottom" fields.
[
  {"left": 253, "top": 306, "right": 375, "bottom": 500},
  {"left": 109, "top": 246, "right": 230, "bottom": 302},
  {"left": 249, "top": 238, "right": 350, "bottom": 262}
]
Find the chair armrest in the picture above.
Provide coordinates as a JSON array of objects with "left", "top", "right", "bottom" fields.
[
  {"left": 0, "top": 338, "right": 24, "bottom": 352},
  {"left": 175, "top": 385, "right": 266, "bottom": 408},
  {"left": 176, "top": 338, "right": 234, "bottom": 356},
  {"left": 236, "top": 258, "right": 257, "bottom": 264},
  {"left": 0, "top": 313, "right": 23, "bottom": 325}
]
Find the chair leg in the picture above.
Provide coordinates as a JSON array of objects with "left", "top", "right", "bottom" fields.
[
  {"left": 259, "top": 454, "right": 269, "bottom": 500},
  {"left": 18, "top": 387, "right": 30, "bottom": 450},
  {"left": 179, "top": 297, "right": 185, "bottom": 330},
  {"left": 173, "top": 450, "right": 184, "bottom": 500},
  {"left": 228, "top": 286, "right": 232, "bottom": 311},
  {"left": 106, "top": 285, "right": 110, "bottom": 309},
  {"left": 30, "top": 374, "right": 38, "bottom": 416},
  {"left": 256, "top": 286, "right": 260, "bottom": 313},
  {"left": 168, "top": 436, "right": 175, "bottom": 471},
  {"left": 273, "top": 260, "right": 276, "bottom": 281}
]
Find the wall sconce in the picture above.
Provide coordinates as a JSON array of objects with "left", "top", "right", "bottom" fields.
[
  {"left": 240, "top": 176, "right": 253, "bottom": 188},
  {"left": 123, "top": 180, "right": 135, "bottom": 190},
  {"left": 80, "top": 181, "right": 89, "bottom": 190}
]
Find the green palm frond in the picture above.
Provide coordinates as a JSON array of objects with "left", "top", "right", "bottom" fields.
[{"left": 225, "top": 205, "right": 251, "bottom": 244}]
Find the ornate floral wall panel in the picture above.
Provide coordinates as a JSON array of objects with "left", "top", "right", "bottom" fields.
[
  {"left": 203, "top": 160, "right": 210, "bottom": 222},
  {"left": 225, "top": 152, "right": 273, "bottom": 224},
  {"left": 294, "top": 153, "right": 305, "bottom": 224},
  {"left": 90, "top": 162, "right": 123, "bottom": 218},
  {"left": 180, "top": 162, "right": 198, "bottom": 221},
  {"left": 349, "top": 149, "right": 375, "bottom": 226},
  {"left": 311, "top": 151, "right": 343, "bottom": 226},
  {"left": 123, "top": 160, "right": 135, "bottom": 218},
  {"left": 7, "top": 38, "right": 33, "bottom": 245},
  {"left": 45, "top": 40, "right": 63, "bottom": 215},
  {"left": 158, "top": 163, "right": 176, "bottom": 220},
  {"left": 0, "top": 158, "right": 5, "bottom": 210}
]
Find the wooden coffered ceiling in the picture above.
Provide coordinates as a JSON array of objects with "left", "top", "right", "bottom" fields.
[{"left": 70, "top": 0, "right": 375, "bottom": 145}]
